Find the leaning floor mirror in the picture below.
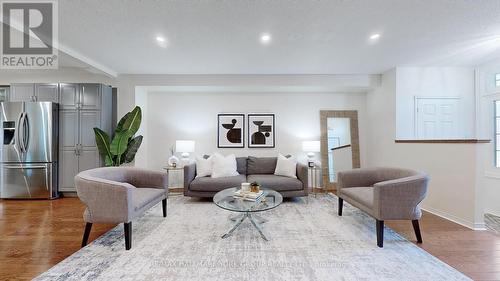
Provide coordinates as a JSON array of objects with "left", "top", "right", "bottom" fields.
[{"left": 320, "top": 110, "right": 361, "bottom": 191}]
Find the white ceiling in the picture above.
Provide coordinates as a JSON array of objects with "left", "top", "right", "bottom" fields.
[{"left": 58, "top": 0, "right": 500, "bottom": 75}]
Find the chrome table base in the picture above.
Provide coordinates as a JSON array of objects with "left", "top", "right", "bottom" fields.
[{"left": 222, "top": 212, "right": 268, "bottom": 241}]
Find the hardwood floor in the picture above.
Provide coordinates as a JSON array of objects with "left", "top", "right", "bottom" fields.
[
  {"left": 1, "top": 198, "right": 499, "bottom": 280},
  {"left": 0, "top": 198, "right": 115, "bottom": 281}
]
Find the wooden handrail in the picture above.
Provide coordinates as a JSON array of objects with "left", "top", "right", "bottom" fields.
[{"left": 331, "top": 144, "right": 352, "bottom": 151}]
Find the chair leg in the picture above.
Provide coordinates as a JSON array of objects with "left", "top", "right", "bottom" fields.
[
  {"left": 338, "top": 197, "right": 343, "bottom": 216},
  {"left": 162, "top": 198, "right": 167, "bottom": 218},
  {"left": 412, "top": 220, "right": 423, "bottom": 243},
  {"left": 124, "top": 222, "right": 132, "bottom": 250},
  {"left": 376, "top": 220, "right": 384, "bottom": 248},
  {"left": 81, "top": 222, "right": 92, "bottom": 248}
]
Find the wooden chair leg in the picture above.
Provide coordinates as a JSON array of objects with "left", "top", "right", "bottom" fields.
[
  {"left": 376, "top": 220, "right": 384, "bottom": 248},
  {"left": 412, "top": 220, "right": 423, "bottom": 243},
  {"left": 162, "top": 198, "right": 167, "bottom": 218},
  {"left": 338, "top": 197, "right": 343, "bottom": 216},
  {"left": 124, "top": 222, "right": 132, "bottom": 250},
  {"left": 81, "top": 222, "right": 92, "bottom": 248}
]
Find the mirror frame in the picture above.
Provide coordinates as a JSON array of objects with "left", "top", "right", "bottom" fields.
[{"left": 320, "top": 110, "right": 360, "bottom": 191}]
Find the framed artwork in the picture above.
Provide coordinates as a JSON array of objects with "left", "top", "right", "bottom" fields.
[
  {"left": 218, "top": 114, "right": 245, "bottom": 148},
  {"left": 248, "top": 114, "right": 275, "bottom": 148}
]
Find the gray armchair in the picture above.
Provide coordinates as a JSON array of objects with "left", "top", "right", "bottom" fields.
[
  {"left": 75, "top": 167, "right": 168, "bottom": 250},
  {"left": 337, "top": 167, "right": 429, "bottom": 247}
]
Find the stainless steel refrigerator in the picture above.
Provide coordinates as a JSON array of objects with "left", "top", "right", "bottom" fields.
[{"left": 0, "top": 102, "right": 58, "bottom": 199}]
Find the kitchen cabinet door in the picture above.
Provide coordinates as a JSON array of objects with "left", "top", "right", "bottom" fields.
[
  {"left": 59, "top": 83, "right": 79, "bottom": 110},
  {"left": 80, "top": 84, "right": 101, "bottom": 110},
  {"left": 35, "top": 83, "right": 58, "bottom": 102},
  {"left": 59, "top": 110, "right": 79, "bottom": 150},
  {"left": 58, "top": 150, "right": 79, "bottom": 192},
  {"left": 10, "top": 84, "right": 34, "bottom": 102}
]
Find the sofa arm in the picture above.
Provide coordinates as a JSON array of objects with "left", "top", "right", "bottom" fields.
[
  {"left": 75, "top": 176, "right": 134, "bottom": 223},
  {"left": 297, "top": 163, "right": 309, "bottom": 193},
  {"left": 184, "top": 163, "right": 196, "bottom": 193},
  {"left": 373, "top": 174, "right": 429, "bottom": 220},
  {"left": 122, "top": 167, "right": 168, "bottom": 191}
]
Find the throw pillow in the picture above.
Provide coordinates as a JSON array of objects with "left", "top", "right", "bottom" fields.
[
  {"left": 195, "top": 155, "right": 213, "bottom": 178},
  {"left": 211, "top": 153, "right": 240, "bottom": 178},
  {"left": 274, "top": 154, "right": 297, "bottom": 178}
]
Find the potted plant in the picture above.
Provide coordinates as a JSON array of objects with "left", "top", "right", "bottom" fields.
[{"left": 93, "top": 106, "right": 143, "bottom": 166}]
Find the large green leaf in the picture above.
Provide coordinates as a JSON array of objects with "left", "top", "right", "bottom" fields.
[
  {"left": 93, "top": 128, "right": 114, "bottom": 166},
  {"left": 115, "top": 112, "right": 130, "bottom": 134},
  {"left": 122, "top": 135, "right": 143, "bottom": 164},
  {"left": 121, "top": 106, "right": 142, "bottom": 136},
  {"left": 110, "top": 129, "right": 133, "bottom": 157},
  {"left": 104, "top": 155, "right": 114, "bottom": 166}
]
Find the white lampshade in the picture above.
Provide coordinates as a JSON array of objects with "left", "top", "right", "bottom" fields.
[
  {"left": 302, "top": 141, "right": 320, "bottom": 152},
  {"left": 176, "top": 140, "right": 195, "bottom": 153}
]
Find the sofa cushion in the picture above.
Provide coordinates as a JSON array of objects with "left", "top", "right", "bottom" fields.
[
  {"left": 131, "top": 187, "right": 165, "bottom": 211},
  {"left": 190, "top": 175, "right": 246, "bottom": 192},
  {"left": 236, "top": 157, "right": 247, "bottom": 175},
  {"left": 341, "top": 187, "right": 374, "bottom": 210},
  {"left": 204, "top": 155, "right": 247, "bottom": 175},
  {"left": 247, "top": 156, "right": 277, "bottom": 175},
  {"left": 247, "top": 174, "right": 303, "bottom": 192}
]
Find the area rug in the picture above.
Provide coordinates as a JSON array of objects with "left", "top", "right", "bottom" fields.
[{"left": 35, "top": 195, "right": 470, "bottom": 281}]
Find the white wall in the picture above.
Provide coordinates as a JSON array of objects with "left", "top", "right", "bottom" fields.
[
  {"left": 395, "top": 67, "right": 476, "bottom": 139},
  {"left": 367, "top": 69, "right": 479, "bottom": 229},
  {"left": 140, "top": 90, "right": 368, "bottom": 170},
  {"left": 116, "top": 74, "right": 381, "bottom": 118}
]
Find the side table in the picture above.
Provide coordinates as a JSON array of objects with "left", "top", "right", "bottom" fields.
[
  {"left": 163, "top": 166, "right": 184, "bottom": 195},
  {"left": 308, "top": 166, "right": 323, "bottom": 196}
]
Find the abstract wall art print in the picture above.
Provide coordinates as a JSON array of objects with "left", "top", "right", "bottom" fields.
[
  {"left": 218, "top": 114, "right": 245, "bottom": 148},
  {"left": 248, "top": 114, "right": 275, "bottom": 148}
]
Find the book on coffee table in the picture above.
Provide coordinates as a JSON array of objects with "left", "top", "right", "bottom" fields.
[{"left": 233, "top": 190, "right": 264, "bottom": 201}]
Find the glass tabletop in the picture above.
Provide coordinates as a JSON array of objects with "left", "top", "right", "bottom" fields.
[{"left": 213, "top": 187, "right": 283, "bottom": 213}]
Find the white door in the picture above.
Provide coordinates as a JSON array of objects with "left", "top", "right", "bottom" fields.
[{"left": 416, "top": 97, "right": 460, "bottom": 139}]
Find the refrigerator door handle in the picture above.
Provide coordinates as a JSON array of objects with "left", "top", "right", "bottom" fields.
[
  {"left": 23, "top": 112, "right": 30, "bottom": 152},
  {"left": 16, "top": 112, "right": 25, "bottom": 153},
  {"left": 3, "top": 164, "right": 47, "bottom": 169}
]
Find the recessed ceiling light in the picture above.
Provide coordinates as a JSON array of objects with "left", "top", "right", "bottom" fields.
[
  {"left": 369, "top": 33, "right": 381, "bottom": 40},
  {"left": 260, "top": 33, "right": 272, "bottom": 44},
  {"left": 155, "top": 35, "right": 168, "bottom": 48}
]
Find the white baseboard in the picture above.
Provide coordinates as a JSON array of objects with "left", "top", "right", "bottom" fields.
[{"left": 422, "top": 206, "right": 485, "bottom": 231}]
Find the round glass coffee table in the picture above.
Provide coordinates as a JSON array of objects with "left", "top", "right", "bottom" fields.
[{"left": 213, "top": 187, "right": 283, "bottom": 241}]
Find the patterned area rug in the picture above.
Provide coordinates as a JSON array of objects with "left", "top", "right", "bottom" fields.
[
  {"left": 485, "top": 213, "right": 500, "bottom": 236},
  {"left": 35, "top": 195, "right": 470, "bottom": 281}
]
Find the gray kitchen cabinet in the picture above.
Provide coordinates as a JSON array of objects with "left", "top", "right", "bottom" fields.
[
  {"left": 78, "top": 149, "right": 101, "bottom": 173},
  {"left": 80, "top": 111, "right": 101, "bottom": 148},
  {"left": 80, "top": 84, "right": 101, "bottom": 110},
  {"left": 59, "top": 111, "right": 79, "bottom": 149},
  {"left": 59, "top": 150, "right": 79, "bottom": 191},
  {"left": 11, "top": 83, "right": 59, "bottom": 102},
  {"left": 35, "top": 84, "right": 59, "bottom": 102},
  {"left": 59, "top": 83, "right": 79, "bottom": 109},
  {"left": 0, "top": 86, "right": 9, "bottom": 102},
  {"left": 10, "top": 84, "right": 35, "bottom": 101},
  {"left": 58, "top": 84, "right": 113, "bottom": 192}
]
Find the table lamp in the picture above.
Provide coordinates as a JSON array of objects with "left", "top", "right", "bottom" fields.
[
  {"left": 302, "top": 141, "right": 320, "bottom": 167},
  {"left": 176, "top": 140, "right": 195, "bottom": 161}
]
